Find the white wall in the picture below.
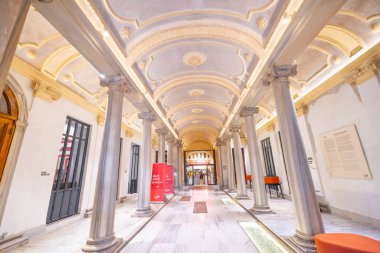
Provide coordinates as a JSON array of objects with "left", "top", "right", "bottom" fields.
[
  {"left": 306, "top": 76, "right": 380, "bottom": 221},
  {"left": 257, "top": 74, "right": 380, "bottom": 223},
  {"left": 0, "top": 71, "right": 142, "bottom": 236}
]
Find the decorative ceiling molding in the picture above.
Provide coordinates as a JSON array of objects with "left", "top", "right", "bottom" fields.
[
  {"left": 174, "top": 114, "right": 223, "bottom": 129},
  {"left": 154, "top": 75, "right": 241, "bottom": 101},
  {"left": 126, "top": 22, "right": 263, "bottom": 64},
  {"left": 17, "top": 33, "right": 61, "bottom": 49},
  {"left": 316, "top": 25, "right": 366, "bottom": 57},
  {"left": 166, "top": 100, "right": 230, "bottom": 119},
  {"left": 104, "top": 0, "right": 276, "bottom": 29}
]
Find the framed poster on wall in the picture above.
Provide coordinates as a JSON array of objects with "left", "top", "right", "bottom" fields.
[{"left": 319, "top": 124, "right": 372, "bottom": 179}]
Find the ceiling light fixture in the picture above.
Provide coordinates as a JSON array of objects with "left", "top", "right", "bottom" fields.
[
  {"left": 282, "top": 14, "right": 290, "bottom": 24},
  {"left": 101, "top": 30, "right": 110, "bottom": 37}
]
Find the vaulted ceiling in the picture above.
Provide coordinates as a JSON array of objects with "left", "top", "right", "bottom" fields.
[{"left": 15, "top": 0, "right": 380, "bottom": 149}]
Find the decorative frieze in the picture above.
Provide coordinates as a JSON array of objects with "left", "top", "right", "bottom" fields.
[
  {"left": 32, "top": 81, "right": 61, "bottom": 102},
  {"left": 345, "top": 60, "right": 379, "bottom": 85},
  {"left": 125, "top": 127, "right": 135, "bottom": 137},
  {"left": 265, "top": 123, "right": 275, "bottom": 132},
  {"left": 296, "top": 105, "right": 308, "bottom": 117},
  {"left": 97, "top": 113, "right": 105, "bottom": 126}
]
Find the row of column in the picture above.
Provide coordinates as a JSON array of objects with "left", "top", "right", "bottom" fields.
[
  {"left": 215, "top": 65, "right": 323, "bottom": 251},
  {"left": 82, "top": 76, "right": 183, "bottom": 252}
]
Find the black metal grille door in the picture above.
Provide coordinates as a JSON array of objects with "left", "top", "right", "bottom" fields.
[
  {"left": 128, "top": 144, "right": 140, "bottom": 193},
  {"left": 261, "top": 137, "right": 277, "bottom": 176},
  {"left": 47, "top": 117, "right": 90, "bottom": 223}
]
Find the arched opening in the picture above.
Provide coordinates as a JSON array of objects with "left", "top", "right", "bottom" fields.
[{"left": 0, "top": 85, "right": 18, "bottom": 182}]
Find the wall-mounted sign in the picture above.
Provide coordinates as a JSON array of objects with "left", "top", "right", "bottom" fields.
[{"left": 320, "top": 124, "right": 372, "bottom": 179}]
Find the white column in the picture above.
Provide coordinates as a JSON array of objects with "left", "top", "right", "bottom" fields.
[
  {"left": 135, "top": 112, "right": 155, "bottom": 217},
  {"left": 83, "top": 76, "right": 127, "bottom": 252},
  {"left": 240, "top": 107, "right": 271, "bottom": 213},
  {"left": 268, "top": 65, "right": 324, "bottom": 250},
  {"left": 166, "top": 137, "right": 174, "bottom": 165},
  {"left": 230, "top": 126, "right": 248, "bottom": 199},
  {"left": 224, "top": 134, "right": 235, "bottom": 191},
  {"left": 155, "top": 128, "right": 167, "bottom": 163},
  {"left": 215, "top": 138, "right": 225, "bottom": 189},
  {"left": 173, "top": 140, "right": 182, "bottom": 189},
  {"left": 178, "top": 144, "right": 184, "bottom": 189},
  {"left": 0, "top": 0, "right": 31, "bottom": 94}
]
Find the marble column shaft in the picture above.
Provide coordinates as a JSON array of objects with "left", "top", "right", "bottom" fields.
[
  {"left": 215, "top": 139, "right": 225, "bottom": 189},
  {"left": 224, "top": 135, "right": 235, "bottom": 190},
  {"left": 270, "top": 65, "right": 324, "bottom": 246},
  {"left": 167, "top": 138, "right": 174, "bottom": 165},
  {"left": 155, "top": 128, "right": 167, "bottom": 163},
  {"left": 135, "top": 112, "right": 155, "bottom": 216},
  {"left": 83, "top": 76, "right": 126, "bottom": 252},
  {"left": 230, "top": 126, "right": 248, "bottom": 198},
  {"left": 173, "top": 140, "right": 182, "bottom": 188},
  {"left": 240, "top": 107, "right": 271, "bottom": 212},
  {"left": 0, "top": 0, "right": 31, "bottom": 94}
]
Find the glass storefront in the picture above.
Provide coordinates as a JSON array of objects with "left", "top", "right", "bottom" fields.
[{"left": 184, "top": 150, "right": 216, "bottom": 186}]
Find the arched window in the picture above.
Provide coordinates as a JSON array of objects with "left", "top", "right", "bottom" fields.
[{"left": 0, "top": 85, "right": 18, "bottom": 182}]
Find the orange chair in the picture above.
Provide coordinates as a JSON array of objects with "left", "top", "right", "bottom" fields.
[
  {"left": 315, "top": 233, "right": 380, "bottom": 253},
  {"left": 246, "top": 175, "right": 252, "bottom": 187},
  {"left": 264, "top": 176, "right": 284, "bottom": 198}
]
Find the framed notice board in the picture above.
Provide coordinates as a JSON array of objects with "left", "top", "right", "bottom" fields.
[{"left": 319, "top": 124, "right": 372, "bottom": 180}]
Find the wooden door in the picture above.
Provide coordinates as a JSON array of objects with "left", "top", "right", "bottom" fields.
[
  {"left": 0, "top": 117, "right": 15, "bottom": 181},
  {"left": 0, "top": 85, "right": 18, "bottom": 182}
]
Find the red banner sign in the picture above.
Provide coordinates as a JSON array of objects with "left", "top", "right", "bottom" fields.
[
  {"left": 164, "top": 165, "right": 174, "bottom": 195},
  {"left": 150, "top": 163, "right": 165, "bottom": 203}
]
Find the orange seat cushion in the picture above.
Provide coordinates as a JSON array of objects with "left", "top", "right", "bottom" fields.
[
  {"left": 246, "top": 175, "right": 252, "bottom": 181},
  {"left": 264, "top": 176, "right": 280, "bottom": 184},
  {"left": 315, "top": 233, "right": 380, "bottom": 253}
]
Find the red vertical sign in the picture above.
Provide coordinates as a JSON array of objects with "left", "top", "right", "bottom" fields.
[
  {"left": 150, "top": 163, "right": 165, "bottom": 203},
  {"left": 164, "top": 165, "right": 174, "bottom": 195}
]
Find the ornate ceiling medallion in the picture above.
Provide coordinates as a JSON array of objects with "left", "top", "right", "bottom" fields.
[
  {"left": 121, "top": 26, "right": 132, "bottom": 39},
  {"left": 192, "top": 108, "right": 204, "bottom": 114},
  {"left": 183, "top": 52, "right": 206, "bottom": 67},
  {"left": 192, "top": 120, "right": 202, "bottom": 124},
  {"left": 256, "top": 16, "right": 267, "bottom": 30},
  {"left": 188, "top": 89, "right": 205, "bottom": 97}
]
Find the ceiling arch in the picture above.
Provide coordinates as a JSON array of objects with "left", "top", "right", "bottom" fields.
[
  {"left": 126, "top": 21, "right": 264, "bottom": 64},
  {"left": 154, "top": 75, "right": 241, "bottom": 101},
  {"left": 166, "top": 100, "right": 230, "bottom": 119},
  {"left": 174, "top": 114, "right": 223, "bottom": 129}
]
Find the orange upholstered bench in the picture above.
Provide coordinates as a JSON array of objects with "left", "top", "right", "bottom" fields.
[{"left": 315, "top": 233, "right": 380, "bottom": 253}]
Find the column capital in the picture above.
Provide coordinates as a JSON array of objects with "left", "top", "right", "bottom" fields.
[
  {"left": 240, "top": 107, "right": 259, "bottom": 118},
  {"left": 155, "top": 127, "right": 168, "bottom": 135},
  {"left": 175, "top": 140, "right": 182, "bottom": 148},
  {"left": 100, "top": 75, "right": 132, "bottom": 93},
  {"left": 215, "top": 138, "right": 225, "bottom": 146},
  {"left": 229, "top": 125, "right": 241, "bottom": 133},
  {"left": 272, "top": 64, "right": 297, "bottom": 78},
  {"left": 262, "top": 65, "right": 297, "bottom": 87},
  {"left": 222, "top": 134, "right": 231, "bottom": 141},
  {"left": 138, "top": 112, "right": 156, "bottom": 122}
]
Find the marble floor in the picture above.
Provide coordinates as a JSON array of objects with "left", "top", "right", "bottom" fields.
[
  {"left": 8, "top": 194, "right": 166, "bottom": 253},
  {"left": 120, "top": 187, "right": 290, "bottom": 253},
  {"left": 228, "top": 188, "right": 380, "bottom": 241}
]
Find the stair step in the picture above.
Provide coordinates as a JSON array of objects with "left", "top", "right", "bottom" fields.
[{"left": 0, "top": 234, "right": 29, "bottom": 252}]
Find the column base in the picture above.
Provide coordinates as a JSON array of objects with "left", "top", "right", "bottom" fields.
[
  {"left": 227, "top": 188, "right": 237, "bottom": 193},
  {"left": 82, "top": 235, "right": 123, "bottom": 253},
  {"left": 236, "top": 194, "right": 249, "bottom": 199},
  {"left": 283, "top": 230, "right": 317, "bottom": 253},
  {"left": 249, "top": 205, "right": 273, "bottom": 214},
  {"left": 134, "top": 207, "right": 154, "bottom": 217}
]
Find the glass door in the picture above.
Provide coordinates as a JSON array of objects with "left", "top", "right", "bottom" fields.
[{"left": 185, "top": 166, "right": 194, "bottom": 185}]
